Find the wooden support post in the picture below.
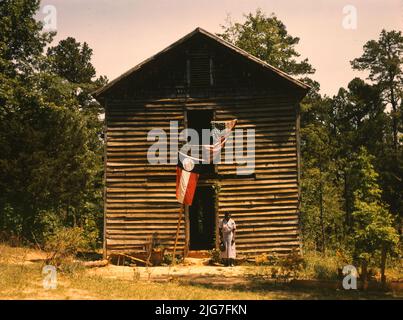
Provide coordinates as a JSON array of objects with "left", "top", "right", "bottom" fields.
[
  {"left": 184, "top": 205, "right": 190, "bottom": 257},
  {"left": 172, "top": 205, "right": 184, "bottom": 266}
]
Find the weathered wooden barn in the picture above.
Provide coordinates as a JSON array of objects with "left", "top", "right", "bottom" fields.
[{"left": 94, "top": 28, "right": 309, "bottom": 259}]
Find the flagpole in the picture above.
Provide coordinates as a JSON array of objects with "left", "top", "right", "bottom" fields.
[{"left": 172, "top": 204, "right": 184, "bottom": 266}]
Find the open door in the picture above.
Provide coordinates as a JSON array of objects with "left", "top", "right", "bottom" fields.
[
  {"left": 189, "top": 185, "right": 216, "bottom": 250},
  {"left": 186, "top": 109, "right": 215, "bottom": 175}
]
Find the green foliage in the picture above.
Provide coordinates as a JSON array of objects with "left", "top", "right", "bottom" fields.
[
  {"left": 218, "top": 9, "right": 315, "bottom": 76},
  {"left": 0, "top": 77, "right": 103, "bottom": 241},
  {"left": 350, "top": 148, "right": 399, "bottom": 262},
  {"left": 43, "top": 226, "right": 88, "bottom": 274},
  {"left": 301, "top": 250, "right": 349, "bottom": 280},
  {"left": 277, "top": 250, "right": 305, "bottom": 279},
  {"left": 0, "top": 0, "right": 53, "bottom": 75},
  {"left": 47, "top": 37, "right": 96, "bottom": 84},
  {"left": 0, "top": 3, "right": 400, "bottom": 269},
  {"left": 351, "top": 29, "right": 402, "bottom": 95},
  {"left": 351, "top": 29, "right": 402, "bottom": 152},
  {"left": 218, "top": 9, "right": 353, "bottom": 254},
  {"left": 45, "top": 227, "right": 88, "bottom": 253},
  {"left": 208, "top": 248, "right": 221, "bottom": 264},
  {"left": 44, "top": 227, "right": 90, "bottom": 271},
  {"left": 0, "top": 0, "right": 105, "bottom": 247},
  {"left": 0, "top": 204, "right": 24, "bottom": 237},
  {"left": 34, "top": 210, "right": 64, "bottom": 242},
  {"left": 300, "top": 95, "right": 345, "bottom": 251},
  {"left": 300, "top": 28, "right": 402, "bottom": 254},
  {"left": 162, "top": 253, "right": 183, "bottom": 265},
  {"left": 268, "top": 250, "right": 305, "bottom": 280},
  {"left": 301, "top": 167, "right": 344, "bottom": 250}
]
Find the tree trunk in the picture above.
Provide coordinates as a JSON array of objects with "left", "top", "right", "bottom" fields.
[
  {"left": 319, "top": 167, "right": 325, "bottom": 253},
  {"left": 390, "top": 86, "right": 398, "bottom": 152},
  {"left": 361, "top": 260, "right": 368, "bottom": 290},
  {"left": 344, "top": 170, "right": 351, "bottom": 230},
  {"left": 380, "top": 244, "right": 387, "bottom": 286}
]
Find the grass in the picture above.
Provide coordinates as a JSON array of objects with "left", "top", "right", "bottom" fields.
[
  {"left": 300, "top": 250, "right": 344, "bottom": 280},
  {"left": 300, "top": 250, "right": 402, "bottom": 281},
  {"left": 0, "top": 244, "right": 401, "bottom": 300},
  {"left": 247, "top": 249, "right": 402, "bottom": 282},
  {"left": 1, "top": 262, "right": 400, "bottom": 300}
]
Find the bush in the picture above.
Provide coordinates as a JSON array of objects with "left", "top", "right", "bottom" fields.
[
  {"left": 312, "top": 264, "right": 338, "bottom": 280},
  {"left": 255, "top": 253, "right": 268, "bottom": 265},
  {"left": 32, "top": 208, "right": 102, "bottom": 252},
  {"left": 208, "top": 249, "right": 221, "bottom": 265},
  {"left": 301, "top": 249, "right": 348, "bottom": 280},
  {"left": 276, "top": 249, "right": 305, "bottom": 279},
  {"left": 162, "top": 253, "right": 183, "bottom": 265},
  {"left": 0, "top": 204, "right": 24, "bottom": 240},
  {"left": 34, "top": 210, "right": 64, "bottom": 243},
  {"left": 56, "top": 255, "right": 86, "bottom": 275},
  {"left": 44, "top": 227, "right": 90, "bottom": 267},
  {"left": 80, "top": 214, "right": 101, "bottom": 250}
]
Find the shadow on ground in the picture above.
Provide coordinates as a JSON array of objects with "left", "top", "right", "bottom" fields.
[{"left": 174, "top": 276, "right": 401, "bottom": 300}]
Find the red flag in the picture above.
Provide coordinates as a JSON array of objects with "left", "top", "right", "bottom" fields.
[
  {"left": 176, "top": 119, "right": 236, "bottom": 205},
  {"left": 176, "top": 153, "right": 200, "bottom": 205}
]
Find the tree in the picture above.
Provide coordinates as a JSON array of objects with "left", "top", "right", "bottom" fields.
[
  {"left": 351, "top": 30, "right": 403, "bottom": 151},
  {"left": 301, "top": 166, "right": 344, "bottom": 252},
  {"left": 0, "top": 0, "right": 53, "bottom": 75},
  {"left": 331, "top": 77, "right": 402, "bottom": 233},
  {"left": 300, "top": 95, "right": 345, "bottom": 251},
  {"left": 0, "top": 0, "right": 104, "bottom": 246},
  {"left": 350, "top": 147, "right": 399, "bottom": 284},
  {"left": 46, "top": 37, "right": 108, "bottom": 115},
  {"left": 218, "top": 10, "right": 345, "bottom": 252},
  {"left": 350, "top": 31, "right": 403, "bottom": 233},
  {"left": 330, "top": 79, "right": 387, "bottom": 224},
  {"left": 47, "top": 37, "right": 97, "bottom": 84},
  {"left": 218, "top": 9, "right": 315, "bottom": 76}
]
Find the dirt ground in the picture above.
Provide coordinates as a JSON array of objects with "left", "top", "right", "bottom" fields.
[
  {"left": 1, "top": 245, "right": 401, "bottom": 300},
  {"left": 88, "top": 257, "right": 256, "bottom": 285}
]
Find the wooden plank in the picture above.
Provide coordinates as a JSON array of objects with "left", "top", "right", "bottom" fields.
[{"left": 103, "top": 92, "right": 303, "bottom": 257}]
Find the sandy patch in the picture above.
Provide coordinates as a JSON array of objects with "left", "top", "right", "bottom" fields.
[{"left": 87, "top": 259, "right": 257, "bottom": 284}]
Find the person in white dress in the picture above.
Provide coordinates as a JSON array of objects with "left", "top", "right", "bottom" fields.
[{"left": 219, "top": 212, "right": 236, "bottom": 267}]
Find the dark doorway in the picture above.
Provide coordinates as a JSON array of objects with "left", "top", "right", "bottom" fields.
[
  {"left": 187, "top": 110, "right": 214, "bottom": 174},
  {"left": 189, "top": 185, "right": 216, "bottom": 250}
]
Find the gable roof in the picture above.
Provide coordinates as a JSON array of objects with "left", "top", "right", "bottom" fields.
[{"left": 94, "top": 27, "right": 310, "bottom": 97}]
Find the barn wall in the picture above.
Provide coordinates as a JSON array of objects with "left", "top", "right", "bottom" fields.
[
  {"left": 214, "top": 96, "right": 300, "bottom": 255},
  {"left": 104, "top": 94, "right": 300, "bottom": 257},
  {"left": 105, "top": 99, "right": 185, "bottom": 254}
]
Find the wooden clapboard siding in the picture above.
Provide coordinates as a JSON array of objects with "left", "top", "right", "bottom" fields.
[
  {"left": 215, "top": 96, "right": 300, "bottom": 256},
  {"left": 105, "top": 101, "right": 185, "bottom": 254},
  {"left": 104, "top": 94, "right": 300, "bottom": 257},
  {"left": 97, "top": 28, "right": 309, "bottom": 258}
]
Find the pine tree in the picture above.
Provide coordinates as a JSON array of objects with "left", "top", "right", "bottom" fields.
[{"left": 350, "top": 147, "right": 399, "bottom": 284}]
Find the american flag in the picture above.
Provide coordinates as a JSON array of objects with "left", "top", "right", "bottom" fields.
[
  {"left": 202, "top": 119, "right": 237, "bottom": 163},
  {"left": 176, "top": 119, "right": 237, "bottom": 205}
]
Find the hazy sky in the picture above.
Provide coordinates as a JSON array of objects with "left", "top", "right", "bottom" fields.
[{"left": 39, "top": 0, "right": 402, "bottom": 96}]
